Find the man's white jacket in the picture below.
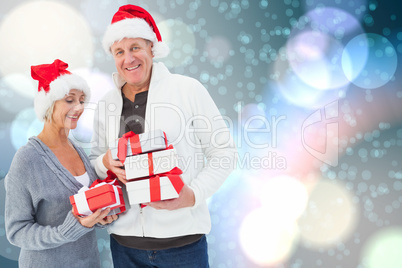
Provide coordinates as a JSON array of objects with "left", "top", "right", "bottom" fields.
[{"left": 89, "top": 62, "right": 237, "bottom": 238}]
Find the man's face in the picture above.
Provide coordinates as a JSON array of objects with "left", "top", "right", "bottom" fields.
[{"left": 111, "top": 37, "right": 154, "bottom": 91}]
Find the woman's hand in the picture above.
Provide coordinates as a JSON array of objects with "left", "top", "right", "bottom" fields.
[
  {"left": 98, "top": 214, "right": 118, "bottom": 225},
  {"left": 102, "top": 150, "right": 127, "bottom": 184},
  {"left": 73, "top": 208, "right": 118, "bottom": 228}
]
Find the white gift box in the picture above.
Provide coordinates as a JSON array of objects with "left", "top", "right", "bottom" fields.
[
  {"left": 125, "top": 147, "right": 178, "bottom": 180},
  {"left": 126, "top": 175, "right": 183, "bottom": 205},
  {"left": 111, "top": 129, "right": 169, "bottom": 160}
]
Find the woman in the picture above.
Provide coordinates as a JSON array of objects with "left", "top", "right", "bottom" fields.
[{"left": 5, "top": 59, "right": 117, "bottom": 267}]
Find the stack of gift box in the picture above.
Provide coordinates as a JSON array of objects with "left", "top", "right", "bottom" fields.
[
  {"left": 111, "top": 130, "right": 184, "bottom": 205},
  {"left": 69, "top": 129, "right": 183, "bottom": 216}
]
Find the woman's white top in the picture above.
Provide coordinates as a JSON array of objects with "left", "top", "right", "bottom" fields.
[{"left": 74, "top": 172, "right": 90, "bottom": 187}]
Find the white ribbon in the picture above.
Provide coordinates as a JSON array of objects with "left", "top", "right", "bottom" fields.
[{"left": 74, "top": 191, "right": 93, "bottom": 216}]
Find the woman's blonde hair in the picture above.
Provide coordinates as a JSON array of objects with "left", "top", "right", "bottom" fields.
[{"left": 43, "top": 102, "right": 56, "bottom": 122}]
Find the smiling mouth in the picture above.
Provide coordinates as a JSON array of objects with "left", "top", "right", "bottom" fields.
[
  {"left": 126, "top": 65, "right": 140, "bottom": 71},
  {"left": 67, "top": 115, "right": 79, "bottom": 119}
]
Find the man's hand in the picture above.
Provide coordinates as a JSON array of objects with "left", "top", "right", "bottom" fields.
[
  {"left": 143, "top": 184, "right": 195, "bottom": 210},
  {"left": 103, "top": 149, "right": 127, "bottom": 184}
]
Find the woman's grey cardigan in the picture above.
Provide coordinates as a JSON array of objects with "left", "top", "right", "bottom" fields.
[{"left": 5, "top": 137, "right": 101, "bottom": 267}]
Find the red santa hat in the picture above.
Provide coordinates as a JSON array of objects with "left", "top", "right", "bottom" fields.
[
  {"left": 102, "top": 5, "right": 170, "bottom": 58},
  {"left": 31, "top": 59, "right": 91, "bottom": 121}
]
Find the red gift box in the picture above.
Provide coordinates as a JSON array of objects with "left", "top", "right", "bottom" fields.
[{"left": 69, "top": 172, "right": 126, "bottom": 216}]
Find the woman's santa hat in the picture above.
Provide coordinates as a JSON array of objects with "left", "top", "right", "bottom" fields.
[
  {"left": 102, "top": 5, "right": 170, "bottom": 58},
  {"left": 31, "top": 59, "right": 91, "bottom": 121}
]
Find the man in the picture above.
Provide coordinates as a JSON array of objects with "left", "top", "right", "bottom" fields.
[{"left": 90, "top": 4, "right": 237, "bottom": 267}]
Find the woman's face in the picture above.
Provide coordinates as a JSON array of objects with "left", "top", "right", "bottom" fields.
[{"left": 52, "top": 89, "right": 86, "bottom": 130}]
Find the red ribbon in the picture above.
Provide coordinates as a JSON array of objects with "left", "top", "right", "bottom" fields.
[
  {"left": 90, "top": 170, "right": 120, "bottom": 188},
  {"left": 148, "top": 167, "right": 184, "bottom": 202},
  {"left": 140, "top": 167, "right": 183, "bottom": 207},
  {"left": 163, "top": 131, "right": 168, "bottom": 148},
  {"left": 148, "top": 153, "right": 154, "bottom": 176},
  {"left": 161, "top": 167, "right": 183, "bottom": 176},
  {"left": 149, "top": 176, "right": 161, "bottom": 202},
  {"left": 117, "top": 131, "right": 142, "bottom": 164},
  {"left": 145, "top": 145, "right": 174, "bottom": 177},
  {"left": 166, "top": 144, "right": 174, "bottom": 150}
]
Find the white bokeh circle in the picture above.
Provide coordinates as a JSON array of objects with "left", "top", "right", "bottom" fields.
[
  {"left": 81, "top": 0, "right": 127, "bottom": 35},
  {"left": 0, "top": 1, "right": 94, "bottom": 76},
  {"left": 361, "top": 227, "right": 402, "bottom": 268},
  {"left": 0, "top": 74, "right": 33, "bottom": 114},
  {"left": 298, "top": 180, "right": 359, "bottom": 249},
  {"left": 259, "top": 175, "right": 308, "bottom": 220},
  {"left": 239, "top": 207, "right": 299, "bottom": 265},
  {"left": 11, "top": 108, "right": 43, "bottom": 151},
  {"left": 158, "top": 19, "right": 196, "bottom": 68},
  {"left": 286, "top": 30, "right": 350, "bottom": 90},
  {"left": 271, "top": 55, "right": 346, "bottom": 109},
  {"left": 72, "top": 68, "right": 114, "bottom": 103},
  {"left": 302, "top": 0, "right": 368, "bottom": 21},
  {"left": 286, "top": 7, "right": 366, "bottom": 91},
  {"left": 1, "top": 73, "right": 36, "bottom": 99},
  {"left": 205, "top": 35, "right": 232, "bottom": 64}
]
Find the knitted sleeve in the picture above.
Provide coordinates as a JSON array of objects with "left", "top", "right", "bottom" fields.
[{"left": 4, "top": 149, "right": 94, "bottom": 250}]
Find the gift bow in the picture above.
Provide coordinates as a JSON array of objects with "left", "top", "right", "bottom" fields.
[
  {"left": 140, "top": 167, "right": 184, "bottom": 208},
  {"left": 117, "top": 131, "right": 169, "bottom": 164},
  {"left": 90, "top": 170, "right": 120, "bottom": 188},
  {"left": 118, "top": 131, "right": 141, "bottom": 164}
]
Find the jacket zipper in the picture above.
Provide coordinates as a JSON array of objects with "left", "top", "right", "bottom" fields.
[{"left": 139, "top": 205, "right": 145, "bottom": 236}]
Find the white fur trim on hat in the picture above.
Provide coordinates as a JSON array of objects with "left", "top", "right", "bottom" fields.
[
  {"left": 34, "top": 74, "right": 91, "bottom": 121},
  {"left": 102, "top": 18, "right": 170, "bottom": 58}
]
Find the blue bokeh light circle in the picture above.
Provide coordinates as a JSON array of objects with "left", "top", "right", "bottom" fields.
[
  {"left": 11, "top": 108, "right": 43, "bottom": 151},
  {"left": 343, "top": 33, "right": 398, "bottom": 89}
]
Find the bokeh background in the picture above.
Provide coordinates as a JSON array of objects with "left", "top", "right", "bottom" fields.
[{"left": 1, "top": 0, "right": 401, "bottom": 267}]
